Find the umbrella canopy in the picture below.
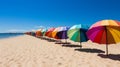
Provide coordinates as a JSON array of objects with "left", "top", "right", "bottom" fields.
[
  {"left": 56, "top": 27, "right": 69, "bottom": 39},
  {"left": 45, "top": 28, "right": 55, "bottom": 38},
  {"left": 67, "top": 24, "right": 89, "bottom": 47},
  {"left": 41, "top": 28, "right": 47, "bottom": 36},
  {"left": 31, "top": 30, "right": 36, "bottom": 36},
  {"left": 25, "top": 32, "right": 31, "bottom": 35},
  {"left": 86, "top": 20, "right": 120, "bottom": 55},
  {"left": 35, "top": 29, "right": 42, "bottom": 37},
  {"left": 52, "top": 27, "right": 62, "bottom": 39}
]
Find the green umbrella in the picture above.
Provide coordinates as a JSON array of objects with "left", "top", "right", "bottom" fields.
[
  {"left": 67, "top": 24, "right": 89, "bottom": 48},
  {"left": 41, "top": 28, "right": 47, "bottom": 36}
]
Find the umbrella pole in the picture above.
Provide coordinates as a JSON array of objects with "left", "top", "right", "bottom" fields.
[
  {"left": 105, "top": 26, "right": 108, "bottom": 55},
  {"left": 60, "top": 39, "right": 61, "bottom": 43},
  {"left": 106, "top": 43, "right": 108, "bottom": 55},
  {"left": 79, "top": 29, "right": 82, "bottom": 49},
  {"left": 65, "top": 39, "right": 67, "bottom": 43},
  {"left": 80, "top": 42, "right": 82, "bottom": 49}
]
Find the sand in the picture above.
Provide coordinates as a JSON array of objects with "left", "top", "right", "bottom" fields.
[{"left": 0, "top": 35, "right": 120, "bottom": 67}]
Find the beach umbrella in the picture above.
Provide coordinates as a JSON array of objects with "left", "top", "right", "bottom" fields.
[
  {"left": 35, "top": 29, "right": 42, "bottom": 37},
  {"left": 52, "top": 27, "right": 69, "bottom": 43},
  {"left": 67, "top": 24, "right": 89, "bottom": 48},
  {"left": 41, "top": 28, "right": 47, "bottom": 36},
  {"left": 25, "top": 32, "right": 31, "bottom": 35},
  {"left": 45, "top": 28, "right": 55, "bottom": 38},
  {"left": 56, "top": 27, "right": 70, "bottom": 43},
  {"left": 52, "top": 27, "right": 62, "bottom": 39},
  {"left": 86, "top": 20, "right": 120, "bottom": 55},
  {"left": 31, "top": 30, "right": 36, "bottom": 36}
]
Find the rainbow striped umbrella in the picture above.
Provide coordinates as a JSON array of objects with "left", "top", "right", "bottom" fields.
[
  {"left": 35, "top": 29, "right": 42, "bottom": 37},
  {"left": 56, "top": 27, "right": 69, "bottom": 39},
  {"left": 52, "top": 27, "right": 62, "bottom": 39},
  {"left": 67, "top": 24, "right": 89, "bottom": 48},
  {"left": 41, "top": 28, "right": 47, "bottom": 36},
  {"left": 87, "top": 20, "right": 120, "bottom": 55},
  {"left": 31, "top": 30, "right": 36, "bottom": 36},
  {"left": 25, "top": 32, "right": 31, "bottom": 35},
  {"left": 45, "top": 28, "right": 55, "bottom": 38},
  {"left": 52, "top": 27, "right": 69, "bottom": 39}
]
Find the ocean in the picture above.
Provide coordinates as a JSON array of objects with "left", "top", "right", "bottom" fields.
[{"left": 0, "top": 33, "right": 24, "bottom": 39}]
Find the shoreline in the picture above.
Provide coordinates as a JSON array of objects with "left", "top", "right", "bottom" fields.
[{"left": 0, "top": 34, "right": 24, "bottom": 40}]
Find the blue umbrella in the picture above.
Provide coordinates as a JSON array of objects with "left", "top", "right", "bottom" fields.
[
  {"left": 55, "top": 27, "right": 70, "bottom": 43},
  {"left": 56, "top": 27, "right": 70, "bottom": 39},
  {"left": 67, "top": 24, "right": 89, "bottom": 48}
]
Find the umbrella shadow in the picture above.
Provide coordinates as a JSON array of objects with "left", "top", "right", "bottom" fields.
[
  {"left": 36, "top": 36, "right": 44, "bottom": 39},
  {"left": 47, "top": 39, "right": 57, "bottom": 42},
  {"left": 98, "top": 54, "right": 120, "bottom": 61},
  {"left": 36, "top": 36, "right": 49, "bottom": 41},
  {"left": 62, "top": 44, "right": 82, "bottom": 47},
  {"left": 55, "top": 42, "right": 71, "bottom": 44},
  {"left": 75, "top": 48, "right": 105, "bottom": 53}
]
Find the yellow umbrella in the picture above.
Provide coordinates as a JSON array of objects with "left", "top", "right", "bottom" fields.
[{"left": 87, "top": 20, "right": 120, "bottom": 55}]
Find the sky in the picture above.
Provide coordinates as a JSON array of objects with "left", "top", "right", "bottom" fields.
[{"left": 0, "top": 0, "right": 120, "bottom": 32}]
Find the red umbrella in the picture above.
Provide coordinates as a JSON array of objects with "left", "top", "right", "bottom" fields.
[
  {"left": 87, "top": 20, "right": 120, "bottom": 55},
  {"left": 45, "top": 28, "right": 55, "bottom": 38}
]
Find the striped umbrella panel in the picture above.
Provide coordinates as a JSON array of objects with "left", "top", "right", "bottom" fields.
[
  {"left": 87, "top": 26, "right": 120, "bottom": 44},
  {"left": 68, "top": 28, "right": 88, "bottom": 42}
]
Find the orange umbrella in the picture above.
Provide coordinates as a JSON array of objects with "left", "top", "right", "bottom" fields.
[
  {"left": 87, "top": 20, "right": 120, "bottom": 55},
  {"left": 52, "top": 27, "right": 62, "bottom": 39},
  {"left": 35, "top": 29, "right": 42, "bottom": 37},
  {"left": 25, "top": 32, "right": 31, "bottom": 35},
  {"left": 45, "top": 28, "right": 55, "bottom": 38}
]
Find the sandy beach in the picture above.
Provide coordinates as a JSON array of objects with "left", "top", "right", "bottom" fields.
[{"left": 0, "top": 35, "right": 120, "bottom": 67}]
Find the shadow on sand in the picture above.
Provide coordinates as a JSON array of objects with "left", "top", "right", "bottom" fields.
[
  {"left": 46, "top": 39, "right": 57, "bottom": 42},
  {"left": 36, "top": 36, "right": 57, "bottom": 42},
  {"left": 62, "top": 44, "right": 82, "bottom": 47},
  {"left": 75, "top": 48, "right": 105, "bottom": 53},
  {"left": 98, "top": 54, "right": 120, "bottom": 61},
  {"left": 55, "top": 42, "right": 71, "bottom": 44}
]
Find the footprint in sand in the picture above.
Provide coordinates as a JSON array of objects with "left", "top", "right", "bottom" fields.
[
  {"left": 42, "top": 61, "right": 46, "bottom": 63},
  {"left": 60, "top": 57, "right": 64, "bottom": 60},
  {"left": 0, "top": 62, "right": 2, "bottom": 64},
  {"left": 58, "top": 62, "right": 62, "bottom": 65}
]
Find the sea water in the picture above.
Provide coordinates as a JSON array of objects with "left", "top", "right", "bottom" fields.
[{"left": 0, "top": 33, "right": 24, "bottom": 39}]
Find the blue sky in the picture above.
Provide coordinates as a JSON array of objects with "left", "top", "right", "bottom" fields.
[{"left": 0, "top": 0, "right": 120, "bottom": 32}]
